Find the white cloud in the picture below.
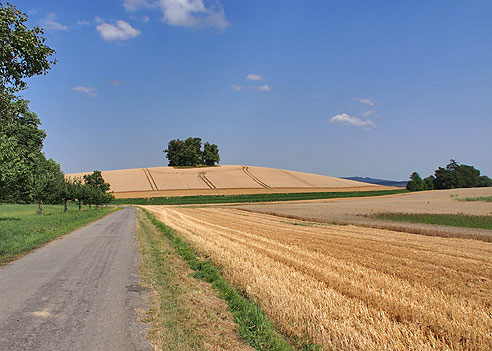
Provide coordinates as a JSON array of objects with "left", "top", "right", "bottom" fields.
[
  {"left": 160, "top": 0, "right": 228, "bottom": 30},
  {"left": 352, "top": 97, "right": 375, "bottom": 106},
  {"left": 76, "top": 20, "right": 91, "bottom": 26},
  {"left": 42, "top": 13, "right": 69, "bottom": 31},
  {"left": 246, "top": 73, "right": 264, "bottom": 81},
  {"left": 96, "top": 20, "right": 141, "bottom": 41},
  {"left": 109, "top": 80, "right": 123, "bottom": 86},
  {"left": 362, "top": 110, "right": 375, "bottom": 117},
  {"left": 231, "top": 84, "right": 243, "bottom": 91},
  {"left": 253, "top": 84, "right": 272, "bottom": 92},
  {"left": 94, "top": 16, "right": 104, "bottom": 24},
  {"left": 123, "top": 0, "right": 155, "bottom": 11},
  {"left": 329, "top": 113, "right": 375, "bottom": 130},
  {"left": 124, "top": 0, "right": 229, "bottom": 30},
  {"left": 73, "top": 86, "right": 97, "bottom": 97}
]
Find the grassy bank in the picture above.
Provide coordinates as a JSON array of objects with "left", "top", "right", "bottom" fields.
[
  {"left": 143, "top": 210, "right": 319, "bottom": 351},
  {"left": 374, "top": 212, "right": 492, "bottom": 230},
  {"left": 114, "top": 189, "right": 407, "bottom": 205},
  {"left": 0, "top": 203, "right": 118, "bottom": 265}
]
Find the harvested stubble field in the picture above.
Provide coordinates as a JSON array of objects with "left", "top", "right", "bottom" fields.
[
  {"left": 144, "top": 205, "right": 492, "bottom": 351},
  {"left": 238, "top": 187, "right": 492, "bottom": 241}
]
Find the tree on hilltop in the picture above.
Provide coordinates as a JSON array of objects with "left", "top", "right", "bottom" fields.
[
  {"left": 164, "top": 137, "right": 220, "bottom": 167},
  {"left": 202, "top": 142, "right": 220, "bottom": 166}
]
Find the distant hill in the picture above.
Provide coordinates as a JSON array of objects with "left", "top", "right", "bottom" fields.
[
  {"left": 343, "top": 177, "right": 408, "bottom": 188},
  {"left": 68, "top": 165, "right": 390, "bottom": 199}
]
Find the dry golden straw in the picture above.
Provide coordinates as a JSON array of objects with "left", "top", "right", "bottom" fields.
[{"left": 144, "top": 206, "right": 492, "bottom": 351}]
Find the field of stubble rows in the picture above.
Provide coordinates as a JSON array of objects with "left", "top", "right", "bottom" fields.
[{"left": 144, "top": 199, "right": 492, "bottom": 351}]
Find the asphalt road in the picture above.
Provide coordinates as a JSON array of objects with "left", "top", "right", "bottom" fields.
[{"left": 0, "top": 207, "right": 150, "bottom": 351}]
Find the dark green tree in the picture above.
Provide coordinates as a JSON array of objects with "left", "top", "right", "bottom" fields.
[
  {"left": 164, "top": 137, "right": 220, "bottom": 167},
  {"left": 1, "top": 2, "right": 56, "bottom": 94},
  {"left": 478, "top": 175, "right": 492, "bottom": 187},
  {"left": 165, "top": 139, "right": 186, "bottom": 166},
  {"left": 406, "top": 172, "right": 424, "bottom": 191},
  {"left": 423, "top": 176, "right": 435, "bottom": 190},
  {"left": 202, "top": 142, "right": 220, "bottom": 166},
  {"left": 71, "top": 177, "right": 85, "bottom": 211},
  {"left": 59, "top": 177, "right": 77, "bottom": 213},
  {"left": 83, "top": 171, "right": 110, "bottom": 193},
  {"left": 0, "top": 99, "right": 46, "bottom": 202},
  {"left": 1, "top": 2, "right": 56, "bottom": 203},
  {"left": 31, "top": 156, "right": 64, "bottom": 214},
  {"left": 182, "top": 137, "right": 202, "bottom": 166},
  {"left": 433, "top": 160, "right": 485, "bottom": 189},
  {"left": 82, "top": 171, "right": 113, "bottom": 208}
]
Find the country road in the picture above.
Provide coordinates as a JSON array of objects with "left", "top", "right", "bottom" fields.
[{"left": 0, "top": 207, "right": 150, "bottom": 351}]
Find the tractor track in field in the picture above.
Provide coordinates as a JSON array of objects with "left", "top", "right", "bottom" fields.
[
  {"left": 142, "top": 168, "right": 157, "bottom": 191},
  {"left": 242, "top": 166, "right": 271, "bottom": 189},
  {"left": 198, "top": 172, "right": 217, "bottom": 189},
  {"left": 281, "top": 170, "right": 315, "bottom": 187}
]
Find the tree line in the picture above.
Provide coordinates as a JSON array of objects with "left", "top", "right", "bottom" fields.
[
  {"left": 0, "top": 3, "right": 113, "bottom": 212},
  {"left": 164, "top": 137, "right": 220, "bottom": 167},
  {"left": 407, "top": 160, "right": 492, "bottom": 191}
]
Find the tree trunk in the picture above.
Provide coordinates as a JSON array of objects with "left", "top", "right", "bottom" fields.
[
  {"left": 78, "top": 199, "right": 82, "bottom": 211},
  {"left": 64, "top": 199, "right": 68, "bottom": 213},
  {"left": 89, "top": 202, "right": 92, "bottom": 209},
  {"left": 37, "top": 199, "right": 43, "bottom": 215}
]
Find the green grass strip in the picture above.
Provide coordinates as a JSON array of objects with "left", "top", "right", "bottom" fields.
[
  {"left": 0, "top": 204, "right": 118, "bottom": 265},
  {"left": 114, "top": 189, "right": 407, "bottom": 205},
  {"left": 374, "top": 212, "right": 492, "bottom": 230},
  {"left": 144, "top": 210, "right": 322, "bottom": 351},
  {"left": 458, "top": 196, "right": 492, "bottom": 202}
]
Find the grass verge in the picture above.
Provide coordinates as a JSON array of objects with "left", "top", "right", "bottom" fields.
[
  {"left": 0, "top": 203, "right": 118, "bottom": 266},
  {"left": 144, "top": 210, "right": 321, "bottom": 351},
  {"left": 114, "top": 189, "right": 407, "bottom": 205},
  {"left": 374, "top": 212, "right": 492, "bottom": 230},
  {"left": 137, "top": 208, "right": 255, "bottom": 351},
  {"left": 458, "top": 196, "right": 492, "bottom": 202}
]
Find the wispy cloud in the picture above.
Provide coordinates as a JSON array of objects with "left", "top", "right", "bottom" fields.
[
  {"left": 76, "top": 20, "right": 91, "bottom": 26},
  {"left": 362, "top": 110, "right": 375, "bottom": 117},
  {"left": 42, "top": 13, "right": 69, "bottom": 31},
  {"left": 109, "top": 80, "right": 123, "bottom": 86},
  {"left": 73, "top": 86, "right": 97, "bottom": 97},
  {"left": 123, "top": 0, "right": 154, "bottom": 12},
  {"left": 231, "top": 84, "right": 243, "bottom": 91},
  {"left": 329, "top": 113, "right": 375, "bottom": 130},
  {"left": 246, "top": 73, "right": 264, "bottom": 81},
  {"left": 124, "top": 0, "right": 229, "bottom": 30},
  {"left": 253, "top": 84, "right": 272, "bottom": 92},
  {"left": 352, "top": 97, "right": 375, "bottom": 106},
  {"left": 96, "top": 20, "right": 141, "bottom": 41}
]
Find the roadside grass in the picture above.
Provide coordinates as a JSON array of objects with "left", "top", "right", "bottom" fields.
[
  {"left": 136, "top": 209, "right": 255, "bottom": 351},
  {"left": 114, "top": 189, "right": 407, "bottom": 205},
  {"left": 458, "top": 196, "right": 492, "bottom": 202},
  {"left": 374, "top": 212, "right": 492, "bottom": 230},
  {"left": 0, "top": 203, "right": 118, "bottom": 266},
  {"left": 144, "top": 210, "right": 321, "bottom": 351}
]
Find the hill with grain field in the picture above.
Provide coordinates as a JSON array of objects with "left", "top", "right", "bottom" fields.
[{"left": 67, "top": 165, "right": 389, "bottom": 199}]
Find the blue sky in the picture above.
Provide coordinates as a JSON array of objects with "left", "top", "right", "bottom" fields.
[{"left": 13, "top": 0, "right": 492, "bottom": 180}]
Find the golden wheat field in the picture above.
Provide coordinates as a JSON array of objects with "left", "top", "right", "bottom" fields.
[
  {"left": 144, "top": 205, "right": 492, "bottom": 351},
  {"left": 67, "top": 165, "right": 378, "bottom": 198}
]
